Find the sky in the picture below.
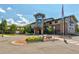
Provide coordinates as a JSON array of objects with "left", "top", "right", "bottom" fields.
[{"left": 0, "top": 4, "right": 79, "bottom": 26}]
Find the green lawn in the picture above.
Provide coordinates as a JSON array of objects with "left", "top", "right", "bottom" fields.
[{"left": 0, "top": 34, "right": 20, "bottom": 36}]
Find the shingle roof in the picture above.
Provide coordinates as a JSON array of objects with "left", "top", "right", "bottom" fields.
[
  {"left": 30, "top": 15, "right": 78, "bottom": 25},
  {"left": 34, "top": 13, "right": 45, "bottom": 18}
]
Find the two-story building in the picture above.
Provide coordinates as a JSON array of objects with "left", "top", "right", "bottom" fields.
[{"left": 30, "top": 13, "right": 78, "bottom": 34}]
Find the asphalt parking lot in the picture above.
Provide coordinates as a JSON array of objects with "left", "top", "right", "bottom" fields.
[{"left": 0, "top": 35, "right": 79, "bottom": 54}]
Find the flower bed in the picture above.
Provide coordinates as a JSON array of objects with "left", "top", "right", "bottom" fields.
[
  {"left": 26, "top": 36, "right": 43, "bottom": 42},
  {"left": 11, "top": 40, "right": 26, "bottom": 46}
]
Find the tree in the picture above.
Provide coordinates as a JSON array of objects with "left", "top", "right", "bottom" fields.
[
  {"left": 19, "top": 27, "right": 25, "bottom": 34},
  {"left": 44, "top": 26, "right": 54, "bottom": 34},
  {"left": 24, "top": 25, "right": 33, "bottom": 34},
  {"left": 76, "top": 27, "right": 79, "bottom": 32},
  {"left": 0, "top": 23, "right": 2, "bottom": 33},
  {"left": 10, "top": 24, "right": 17, "bottom": 34},
  {"left": 0, "top": 19, "right": 8, "bottom": 33}
]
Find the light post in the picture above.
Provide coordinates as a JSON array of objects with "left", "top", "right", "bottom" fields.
[
  {"left": 62, "top": 4, "right": 68, "bottom": 44},
  {"left": 63, "top": 17, "right": 68, "bottom": 44}
]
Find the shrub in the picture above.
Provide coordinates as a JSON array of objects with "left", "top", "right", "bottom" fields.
[
  {"left": 24, "top": 25, "right": 33, "bottom": 34},
  {"left": 26, "top": 36, "right": 43, "bottom": 42},
  {"left": 25, "top": 32, "right": 33, "bottom": 35},
  {"left": 44, "top": 26, "right": 54, "bottom": 34},
  {"left": 77, "top": 27, "right": 79, "bottom": 32}
]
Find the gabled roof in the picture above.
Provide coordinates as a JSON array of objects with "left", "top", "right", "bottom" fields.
[
  {"left": 34, "top": 13, "right": 45, "bottom": 18},
  {"left": 55, "top": 15, "right": 78, "bottom": 22},
  {"left": 44, "top": 18, "right": 54, "bottom": 22},
  {"left": 29, "top": 15, "right": 78, "bottom": 26},
  {"left": 64, "top": 15, "right": 78, "bottom": 22}
]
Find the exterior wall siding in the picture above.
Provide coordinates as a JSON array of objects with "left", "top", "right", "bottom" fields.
[
  {"left": 65, "top": 16, "right": 76, "bottom": 34},
  {"left": 31, "top": 14, "right": 77, "bottom": 34}
]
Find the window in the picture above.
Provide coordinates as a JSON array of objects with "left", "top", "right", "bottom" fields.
[
  {"left": 49, "top": 22, "right": 51, "bottom": 24},
  {"left": 55, "top": 20, "right": 58, "bottom": 23},
  {"left": 69, "top": 27, "right": 71, "bottom": 30},
  {"left": 37, "top": 19, "right": 42, "bottom": 28},
  {"left": 70, "top": 23, "right": 72, "bottom": 26}
]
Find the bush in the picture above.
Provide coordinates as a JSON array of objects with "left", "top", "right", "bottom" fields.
[
  {"left": 44, "top": 26, "right": 54, "bottom": 34},
  {"left": 25, "top": 32, "right": 33, "bottom": 35},
  {"left": 77, "top": 27, "right": 79, "bottom": 32},
  {"left": 24, "top": 25, "right": 33, "bottom": 34},
  {"left": 26, "top": 36, "right": 43, "bottom": 42}
]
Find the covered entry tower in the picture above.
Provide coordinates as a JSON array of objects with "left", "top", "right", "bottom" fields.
[{"left": 34, "top": 13, "right": 45, "bottom": 34}]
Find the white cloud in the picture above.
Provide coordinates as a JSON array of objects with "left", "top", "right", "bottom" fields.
[
  {"left": 0, "top": 8, "right": 6, "bottom": 13},
  {"left": 16, "top": 14, "right": 30, "bottom": 25},
  {"left": 0, "top": 7, "right": 12, "bottom": 13},
  {"left": 6, "top": 18, "right": 15, "bottom": 25},
  {"left": 7, "top": 7, "right": 12, "bottom": 10},
  {"left": 6, "top": 14, "right": 30, "bottom": 26},
  {"left": 19, "top": 16, "right": 29, "bottom": 24},
  {"left": 6, "top": 17, "right": 29, "bottom": 26},
  {"left": 19, "top": 16, "right": 26, "bottom": 21},
  {"left": 16, "top": 14, "right": 23, "bottom": 17}
]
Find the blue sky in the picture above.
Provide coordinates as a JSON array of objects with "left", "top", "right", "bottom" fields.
[{"left": 0, "top": 4, "right": 79, "bottom": 26}]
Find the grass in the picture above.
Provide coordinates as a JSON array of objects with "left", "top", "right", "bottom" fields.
[{"left": 0, "top": 34, "right": 21, "bottom": 36}]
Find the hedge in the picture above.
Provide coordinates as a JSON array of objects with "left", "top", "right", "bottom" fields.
[{"left": 26, "top": 36, "right": 43, "bottom": 42}]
